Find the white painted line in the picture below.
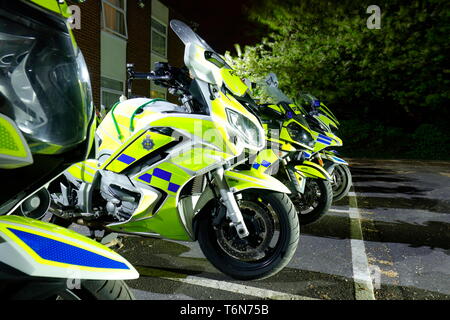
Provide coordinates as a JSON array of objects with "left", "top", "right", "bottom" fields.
[
  {"left": 348, "top": 189, "right": 376, "bottom": 300},
  {"left": 329, "top": 208, "right": 352, "bottom": 213},
  {"left": 351, "top": 239, "right": 375, "bottom": 300},
  {"left": 347, "top": 191, "right": 357, "bottom": 197},
  {"left": 164, "top": 275, "right": 318, "bottom": 300}
]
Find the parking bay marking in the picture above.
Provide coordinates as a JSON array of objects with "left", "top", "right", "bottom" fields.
[
  {"left": 348, "top": 190, "right": 376, "bottom": 300},
  {"left": 163, "top": 275, "right": 318, "bottom": 300}
]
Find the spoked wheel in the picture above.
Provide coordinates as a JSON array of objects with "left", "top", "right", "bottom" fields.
[
  {"left": 331, "top": 164, "right": 352, "bottom": 202},
  {"left": 197, "top": 191, "right": 299, "bottom": 280},
  {"left": 292, "top": 179, "right": 333, "bottom": 225}
]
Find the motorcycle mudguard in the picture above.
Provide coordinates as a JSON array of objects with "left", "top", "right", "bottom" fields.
[
  {"left": 224, "top": 169, "right": 291, "bottom": 194},
  {"left": 295, "top": 160, "right": 333, "bottom": 181},
  {"left": 325, "top": 154, "right": 348, "bottom": 166},
  {"left": 0, "top": 216, "right": 138, "bottom": 280}
]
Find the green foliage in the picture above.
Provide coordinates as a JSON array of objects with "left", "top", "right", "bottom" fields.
[
  {"left": 337, "top": 120, "right": 450, "bottom": 160},
  {"left": 228, "top": 0, "right": 450, "bottom": 159}
]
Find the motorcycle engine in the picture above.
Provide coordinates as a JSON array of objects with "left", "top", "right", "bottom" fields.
[{"left": 99, "top": 171, "right": 141, "bottom": 222}]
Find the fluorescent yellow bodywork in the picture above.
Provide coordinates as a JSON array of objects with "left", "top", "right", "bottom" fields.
[
  {"left": 295, "top": 160, "right": 332, "bottom": 181},
  {"left": 0, "top": 115, "right": 32, "bottom": 168},
  {"left": 66, "top": 159, "right": 99, "bottom": 183},
  {"left": 225, "top": 169, "right": 291, "bottom": 194},
  {"left": 106, "top": 131, "right": 174, "bottom": 173},
  {"left": 220, "top": 68, "right": 248, "bottom": 97},
  {"left": 253, "top": 149, "right": 279, "bottom": 173}
]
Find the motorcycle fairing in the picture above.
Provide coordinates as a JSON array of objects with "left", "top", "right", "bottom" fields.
[
  {"left": 312, "top": 131, "right": 342, "bottom": 152},
  {"left": 318, "top": 102, "right": 339, "bottom": 126},
  {"left": 322, "top": 151, "right": 349, "bottom": 165},
  {"left": 295, "top": 160, "right": 332, "bottom": 181},
  {"left": 224, "top": 169, "right": 291, "bottom": 194},
  {"left": 251, "top": 148, "right": 280, "bottom": 174},
  {"left": 0, "top": 215, "right": 138, "bottom": 280},
  {"left": 0, "top": 114, "right": 33, "bottom": 169}
]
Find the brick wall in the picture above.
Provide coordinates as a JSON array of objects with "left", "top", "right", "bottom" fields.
[
  {"left": 73, "top": 1, "right": 101, "bottom": 109},
  {"left": 126, "top": 1, "right": 151, "bottom": 98},
  {"left": 71, "top": 0, "right": 185, "bottom": 107}
]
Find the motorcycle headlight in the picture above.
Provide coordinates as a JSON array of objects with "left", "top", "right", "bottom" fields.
[
  {"left": 226, "top": 108, "right": 262, "bottom": 149},
  {"left": 286, "top": 122, "right": 315, "bottom": 149}
]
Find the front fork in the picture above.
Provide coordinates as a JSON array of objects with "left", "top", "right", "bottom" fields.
[
  {"left": 212, "top": 167, "right": 249, "bottom": 239},
  {"left": 286, "top": 166, "right": 306, "bottom": 195}
]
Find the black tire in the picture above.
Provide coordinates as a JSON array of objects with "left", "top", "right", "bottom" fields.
[
  {"left": 55, "top": 280, "right": 134, "bottom": 300},
  {"left": 197, "top": 191, "right": 299, "bottom": 281},
  {"left": 331, "top": 165, "right": 352, "bottom": 202},
  {"left": 293, "top": 179, "right": 333, "bottom": 225}
]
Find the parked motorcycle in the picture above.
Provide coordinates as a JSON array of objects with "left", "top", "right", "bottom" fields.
[
  {"left": 296, "top": 93, "right": 352, "bottom": 202},
  {"left": 0, "top": 0, "right": 138, "bottom": 299},
  {"left": 234, "top": 75, "right": 334, "bottom": 225},
  {"left": 47, "top": 20, "right": 299, "bottom": 281}
]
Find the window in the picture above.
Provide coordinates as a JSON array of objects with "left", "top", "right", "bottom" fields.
[
  {"left": 101, "top": 77, "right": 124, "bottom": 113},
  {"left": 102, "top": 0, "right": 127, "bottom": 39},
  {"left": 151, "top": 17, "right": 167, "bottom": 57}
]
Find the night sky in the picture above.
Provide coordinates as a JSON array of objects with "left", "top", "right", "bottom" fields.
[{"left": 162, "top": 0, "right": 262, "bottom": 54}]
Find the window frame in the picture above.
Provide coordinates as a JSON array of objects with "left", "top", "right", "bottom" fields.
[
  {"left": 101, "top": 0, "right": 128, "bottom": 39},
  {"left": 100, "top": 76, "right": 125, "bottom": 111},
  {"left": 151, "top": 16, "right": 168, "bottom": 58}
]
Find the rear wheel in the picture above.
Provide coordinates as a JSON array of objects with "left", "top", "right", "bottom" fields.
[
  {"left": 197, "top": 190, "right": 299, "bottom": 280},
  {"left": 292, "top": 179, "right": 333, "bottom": 225},
  {"left": 331, "top": 165, "right": 352, "bottom": 202}
]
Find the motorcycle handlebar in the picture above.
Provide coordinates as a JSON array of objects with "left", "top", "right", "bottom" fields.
[{"left": 131, "top": 71, "right": 171, "bottom": 82}]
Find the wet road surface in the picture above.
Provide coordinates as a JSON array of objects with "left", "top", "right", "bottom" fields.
[{"left": 68, "top": 159, "right": 450, "bottom": 300}]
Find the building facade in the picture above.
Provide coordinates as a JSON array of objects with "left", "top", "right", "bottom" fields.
[{"left": 73, "top": 0, "right": 186, "bottom": 112}]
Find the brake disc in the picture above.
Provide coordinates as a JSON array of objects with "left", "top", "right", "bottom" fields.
[{"left": 216, "top": 200, "right": 275, "bottom": 261}]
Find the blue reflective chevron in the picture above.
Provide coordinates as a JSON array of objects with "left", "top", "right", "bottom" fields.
[
  {"left": 139, "top": 173, "right": 152, "bottom": 183},
  {"left": 117, "top": 154, "right": 136, "bottom": 165},
  {"left": 252, "top": 163, "right": 261, "bottom": 169},
  {"left": 261, "top": 160, "right": 271, "bottom": 167},
  {"left": 8, "top": 228, "right": 129, "bottom": 269},
  {"left": 317, "top": 138, "right": 331, "bottom": 145},
  {"left": 318, "top": 134, "right": 332, "bottom": 141},
  {"left": 168, "top": 182, "right": 180, "bottom": 193},
  {"left": 153, "top": 168, "right": 172, "bottom": 181}
]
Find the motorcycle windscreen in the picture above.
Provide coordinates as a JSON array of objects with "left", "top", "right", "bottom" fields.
[
  {"left": 0, "top": 2, "right": 94, "bottom": 155},
  {"left": 0, "top": 216, "right": 138, "bottom": 280}
]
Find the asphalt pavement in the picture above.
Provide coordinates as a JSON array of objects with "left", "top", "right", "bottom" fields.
[
  {"left": 62, "top": 159, "right": 450, "bottom": 300},
  {"left": 107, "top": 159, "right": 450, "bottom": 300}
]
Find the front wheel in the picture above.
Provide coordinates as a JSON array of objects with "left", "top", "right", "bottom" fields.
[
  {"left": 292, "top": 179, "right": 333, "bottom": 225},
  {"left": 331, "top": 164, "right": 352, "bottom": 202},
  {"left": 197, "top": 191, "right": 299, "bottom": 281}
]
